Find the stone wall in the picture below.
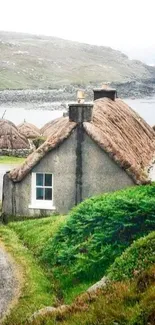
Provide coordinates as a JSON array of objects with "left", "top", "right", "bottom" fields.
[{"left": 0, "top": 149, "right": 32, "bottom": 158}]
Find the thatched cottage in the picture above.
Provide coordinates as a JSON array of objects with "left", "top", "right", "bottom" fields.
[
  {"left": 0, "top": 119, "right": 29, "bottom": 149},
  {"left": 18, "top": 121, "right": 40, "bottom": 139},
  {"left": 40, "top": 119, "right": 59, "bottom": 137},
  {"left": 2, "top": 89, "right": 155, "bottom": 218}
]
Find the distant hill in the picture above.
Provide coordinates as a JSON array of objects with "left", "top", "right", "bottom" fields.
[
  {"left": 0, "top": 31, "right": 155, "bottom": 90},
  {"left": 123, "top": 46, "right": 155, "bottom": 66}
]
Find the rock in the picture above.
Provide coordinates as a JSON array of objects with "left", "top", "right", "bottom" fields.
[
  {"left": 29, "top": 304, "right": 69, "bottom": 322},
  {"left": 87, "top": 276, "right": 108, "bottom": 293}
]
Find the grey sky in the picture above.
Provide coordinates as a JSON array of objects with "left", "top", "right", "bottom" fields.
[{"left": 0, "top": 0, "right": 155, "bottom": 53}]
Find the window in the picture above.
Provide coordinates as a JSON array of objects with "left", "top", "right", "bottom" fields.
[
  {"left": 29, "top": 173, "right": 55, "bottom": 209},
  {"left": 36, "top": 173, "right": 52, "bottom": 201}
]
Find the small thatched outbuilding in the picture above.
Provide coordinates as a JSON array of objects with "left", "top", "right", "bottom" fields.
[
  {"left": 2, "top": 88, "right": 155, "bottom": 218},
  {"left": 18, "top": 122, "right": 40, "bottom": 139},
  {"left": 0, "top": 119, "right": 29, "bottom": 149},
  {"left": 40, "top": 118, "right": 60, "bottom": 137}
]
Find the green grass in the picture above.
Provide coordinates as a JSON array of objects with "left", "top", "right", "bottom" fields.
[
  {"left": 9, "top": 215, "right": 67, "bottom": 257},
  {"left": 8, "top": 215, "right": 83, "bottom": 303},
  {"left": 0, "top": 156, "right": 25, "bottom": 164},
  {"left": 0, "top": 226, "right": 53, "bottom": 325},
  {"left": 108, "top": 231, "right": 155, "bottom": 281},
  {"left": 0, "top": 216, "right": 67, "bottom": 325}
]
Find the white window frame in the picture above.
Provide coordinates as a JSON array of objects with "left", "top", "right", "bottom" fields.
[{"left": 29, "top": 172, "right": 55, "bottom": 210}]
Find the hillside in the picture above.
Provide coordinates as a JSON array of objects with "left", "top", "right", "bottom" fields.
[
  {"left": 1, "top": 184, "right": 155, "bottom": 324},
  {"left": 0, "top": 31, "right": 155, "bottom": 89}
]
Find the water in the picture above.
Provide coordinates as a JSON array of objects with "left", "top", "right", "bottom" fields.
[
  {"left": 0, "top": 97, "right": 154, "bottom": 128},
  {"left": 0, "top": 102, "right": 64, "bottom": 128},
  {"left": 124, "top": 97, "right": 155, "bottom": 126}
]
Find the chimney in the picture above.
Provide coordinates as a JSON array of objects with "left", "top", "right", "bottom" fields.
[
  {"left": 69, "top": 90, "right": 93, "bottom": 123},
  {"left": 93, "top": 85, "right": 117, "bottom": 101},
  {"left": 69, "top": 103, "right": 93, "bottom": 123}
]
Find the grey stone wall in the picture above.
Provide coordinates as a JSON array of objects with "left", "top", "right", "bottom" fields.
[
  {"left": 2, "top": 130, "right": 77, "bottom": 218},
  {"left": 82, "top": 133, "right": 134, "bottom": 200},
  {"left": 2, "top": 127, "right": 134, "bottom": 219},
  {"left": 0, "top": 149, "right": 32, "bottom": 158}
]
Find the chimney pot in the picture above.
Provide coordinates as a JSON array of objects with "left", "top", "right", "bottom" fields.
[
  {"left": 69, "top": 103, "right": 93, "bottom": 123},
  {"left": 93, "top": 88, "right": 117, "bottom": 101},
  {"left": 77, "top": 90, "right": 85, "bottom": 103}
]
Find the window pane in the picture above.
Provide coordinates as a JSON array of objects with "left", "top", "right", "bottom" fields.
[
  {"left": 45, "top": 174, "right": 52, "bottom": 187},
  {"left": 36, "top": 173, "right": 43, "bottom": 186},
  {"left": 45, "top": 188, "right": 52, "bottom": 200},
  {"left": 36, "top": 188, "right": 44, "bottom": 200}
]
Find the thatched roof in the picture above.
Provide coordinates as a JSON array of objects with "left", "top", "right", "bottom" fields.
[
  {"left": 18, "top": 122, "right": 40, "bottom": 139},
  {"left": 9, "top": 98, "right": 155, "bottom": 183},
  {"left": 153, "top": 125, "right": 155, "bottom": 131},
  {"left": 40, "top": 118, "right": 60, "bottom": 137},
  {"left": 0, "top": 119, "right": 30, "bottom": 149}
]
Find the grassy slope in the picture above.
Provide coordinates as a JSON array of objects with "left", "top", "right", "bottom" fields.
[
  {"left": 0, "top": 156, "right": 25, "bottom": 164},
  {"left": 0, "top": 226, "right": 53, "bottom": 325},
  {"left": 0, "top": 31, "right": 154, "bottom": 89},
  {"left": 30, "top": 231, "right": 155, "bottom": 325},
  {"left": 8, "top": 215, "right": 88, "bottom": 303},
  {"left": 1, "top": 223, "right": 155, "bottom": 325},
  {"left": 0, "top": 184, "right": 155, "bottom": 324},
  {"left": 7, "top": 185, "right": 155, "bottom": 303},
  {"left": 0, "top": 216, "right": 66, "bottom": 325},
  {"left": 30, "top": 266, "right": 155, "bottom": 325}
]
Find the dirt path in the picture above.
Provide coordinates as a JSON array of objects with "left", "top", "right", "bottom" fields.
[{"left": 0, "top": 244, "right": 19, "bottom": 321}]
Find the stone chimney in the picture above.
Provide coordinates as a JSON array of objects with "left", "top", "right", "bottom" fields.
[
  {"left": 93, "top": 86, "right": 117, "bottom": 101},
  {"left": 69, "top": 90, "right": 93, "bottom": 123},
  {"left": 69, "top": 103, "right": 93, "bottom": 123}
]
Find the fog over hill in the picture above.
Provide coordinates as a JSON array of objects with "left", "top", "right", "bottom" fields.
[
  {"left": 123, "top": 46, "right": 155, "bottom": 67},
  {"left": 0, "top": 31, "right": 155, "bottom": 91}
]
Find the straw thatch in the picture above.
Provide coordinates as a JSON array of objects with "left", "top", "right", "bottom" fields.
[
  {"left": 84, "top": 98, "right": 155, "bottom": 184},
  {"left": 0, "top": 119, "right": 30, "bottom": 149},
  {"left": 9, "top": 98, "right": 155, "bottom": 183},
  {"left": 153, "top": 125, "right": 155, "bottom": 131},
  {"left": 10, "top": 117, "right": 76, "bottom": 181},
  {"left": 18, "top": 122, "right": 40, "bottom": 139},
  {"left": 40, "top": 118, "right": 61, "bottom": 137}
]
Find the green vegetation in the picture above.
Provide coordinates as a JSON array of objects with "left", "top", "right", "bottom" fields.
[
  {"left": 108, "top": 231, "right": 155, "bottom": 281},
  {"left": 0, "top": 155, "right": 25, "bottom": 164},
  {"left": 1, "top": 185, "right": 155, "bottom": 324},
  {"left": 0, "top": 226, "right": 54, "bottom": 325},
  {"left": 33, "top": 136, "right": 46, "bottom": 149},
  {"left": 30, "top": 266, "right": 155, "bottom": 325},
  {"left": 40, "top": 185, "right": 155, "bottom": 290}
]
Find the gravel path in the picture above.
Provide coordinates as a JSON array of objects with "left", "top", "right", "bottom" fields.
[{"left": 0, "top": 245, "right": 18, "bottom": 321}]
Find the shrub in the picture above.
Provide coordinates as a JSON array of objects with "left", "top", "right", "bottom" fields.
[
  {"left": 33, "top": 136, "right": 46, "bottom": 148},
  {"left": 41, "top": 184, "right": 155, "bottom": 284},
  {"left": 108, "top": 231, "right": 155, "bottom": 281}
]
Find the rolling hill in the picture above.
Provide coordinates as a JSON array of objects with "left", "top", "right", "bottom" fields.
[{"left": 0, "top": 31, "right": 155, "bottom": 89}]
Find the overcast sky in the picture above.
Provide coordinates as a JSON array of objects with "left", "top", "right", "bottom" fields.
[{"left": 0, "top": 0, "right": 155, "bottom": 54}]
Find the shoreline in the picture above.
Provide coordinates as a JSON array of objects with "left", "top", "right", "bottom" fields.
[{"left": 0, "top": 79, "right": 155, "bottom": 105}]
